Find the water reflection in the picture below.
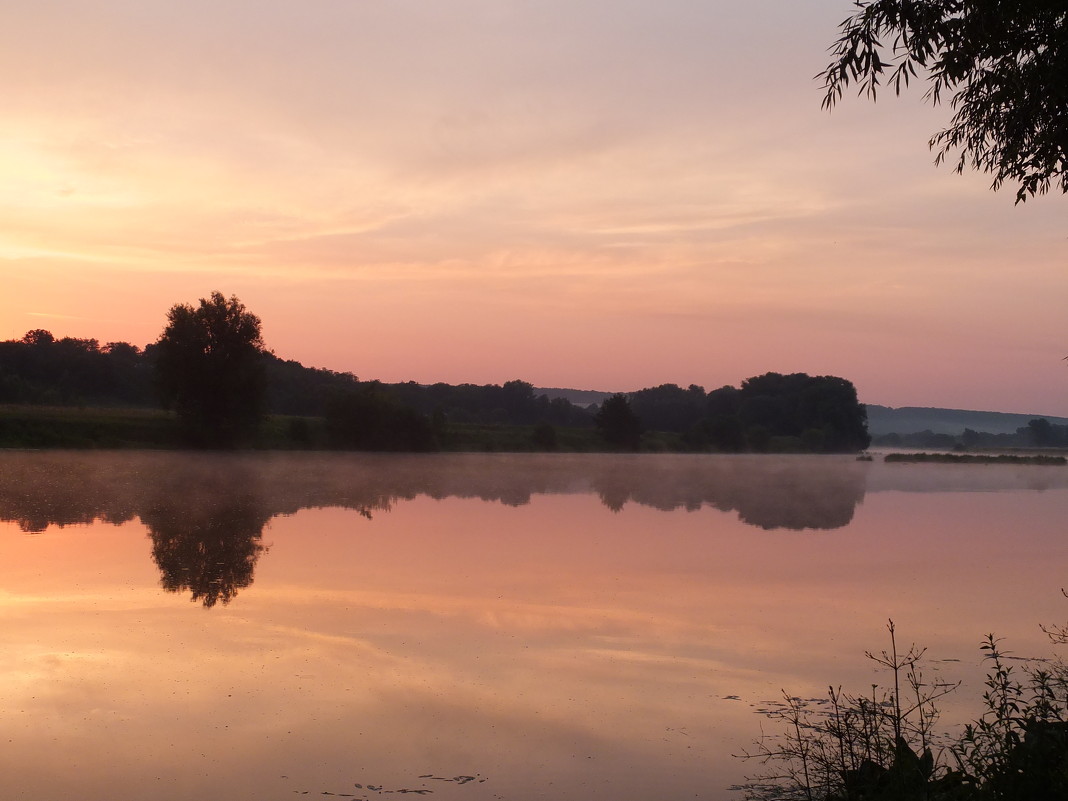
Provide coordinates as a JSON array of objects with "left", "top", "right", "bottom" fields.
[
  {"left": 2, "top": 451, "right": 1067, "bottom": 608},
  {"left": 3, "top": 451, "right": 1068, "bottom": 801},
  {"left": 0, "top": 452, "right": 873, "bottom": 605},
  {"left": 587, "top": 456, "right": 867, "bottom": 529},
  {"left": 140, "top": 470, "right": 271, "bottom": 608},
  {"left": 0, "top": 452, "right": 871, "bottom": 525}
]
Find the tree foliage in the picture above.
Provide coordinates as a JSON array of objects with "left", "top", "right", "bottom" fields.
[
  {"left": 595, "top": 393, "right": 643, "bottom": 450},
  {"left": 614, "top": 376, "right": 870, "bottom": 453},
  {"left": 629, "top": 383, "right": 708, "bottom": 435},
  {"left": 696, "top": 373, "right": 870, "bottom": 453},
  {"left": 324, "top": 382, "right": 437, "bottom": 451},
  {"left": 0, "top": 331, "right": 153, "bottom": 406},
  {"left": 821, "top": 1, "right": 1068, "bottom": 202},
  {"left": 261, "top": 353, "right": 360, "bottom": 416},
  {"left": 154, "top": 292, "right": 267, "bottom": 447},
  {"left": 0, "top": 320, "right": 869, "bottom": 454},
  {"left": 388, "top": 379, "right": 593, "bottom": 428}
]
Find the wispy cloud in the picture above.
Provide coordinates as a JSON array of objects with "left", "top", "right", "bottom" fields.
[{"left": 0, "top": 1, "right": 1065, "bottom": 411}]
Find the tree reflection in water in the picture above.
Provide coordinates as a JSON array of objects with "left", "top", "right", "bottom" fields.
[
  {"left": 588, "top": 455, "right": 869, "bottom": 529},
  {"left": 141, "top": 494, "right": 270, "bottom": 608},
  {"left": 0, "top": 452, "right": 275, "bottom": 607},
  {"left": 0, "top": 451, "right": 904, "bottom": 607}
]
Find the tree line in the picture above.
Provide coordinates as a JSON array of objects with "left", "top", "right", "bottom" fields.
[
  {"left": 0, "top": 326, "right": 360, "bottom": 415},
  {"left": 875, "top": 417, "right": 1068, "bottom": 451},
  {"left": 0, "top": 293, "right": 870, "bottom": 452}
]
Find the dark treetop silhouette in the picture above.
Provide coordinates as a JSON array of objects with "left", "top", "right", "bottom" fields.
[
  {"left": 821, "top": 0, "right": 1068, "bottom": 202},
  {"left": 154, "top": 292, "right": 267, "bottom": 447},
  {"left": 595, "top": 393, "right": 643, "bottom": 451}
]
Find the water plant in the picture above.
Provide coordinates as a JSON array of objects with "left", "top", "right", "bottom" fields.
[{"left": 734, "top": 620, "right": 1068, "bottom": 800}]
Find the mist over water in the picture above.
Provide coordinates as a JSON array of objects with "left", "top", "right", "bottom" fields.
[
  {"left": 2, "top": 452, "right": 1067, "bottom": 800},
  {"left": 0, "top": 451, "right": 879, "bottom": 537}
]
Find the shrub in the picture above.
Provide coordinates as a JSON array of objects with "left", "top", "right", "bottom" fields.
[{"left": 735, "top": 621, "right": 1068, "bottom": 800}]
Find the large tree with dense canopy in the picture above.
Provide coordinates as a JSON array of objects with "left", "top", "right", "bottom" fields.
[{"left": 154, "top": 292, "right": 267, "bottom": 447}]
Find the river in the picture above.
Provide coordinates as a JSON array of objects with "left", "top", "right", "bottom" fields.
[{"left": 2, "top": 451, "right": 1066, "bottom": 800}]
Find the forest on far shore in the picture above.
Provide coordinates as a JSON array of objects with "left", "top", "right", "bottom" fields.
[
  {"left": 871, "top": 419, "right": 1068, "bottom": 451},
  {"left": 0, "top": 327, "right": 870, "bottom": 453}
]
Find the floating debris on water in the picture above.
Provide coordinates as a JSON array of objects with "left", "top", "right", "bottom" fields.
[{"left": 297, "top": 773, "right": 486, "bottom": 798}]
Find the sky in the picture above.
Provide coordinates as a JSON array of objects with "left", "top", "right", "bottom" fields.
[{"left": 1, "top": 0, "right": 1065, "bottom": 414}]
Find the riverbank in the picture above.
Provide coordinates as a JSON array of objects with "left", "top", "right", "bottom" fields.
[
  {"left": 0, "top": 404, "right": 693, "bottom": 452},
  {"left": 0, "top": 403, "right": 882, "bottom": 454}
]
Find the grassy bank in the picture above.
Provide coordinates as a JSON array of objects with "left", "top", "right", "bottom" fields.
[
  {"left": 0, "top": 403, "right": 868, "bottom": 454},
  {"left": 0, "top": 404, "right": 182, "bottom": 449},
  {"left": 0, "top": 404, "right": 632, "bottom": 452}
]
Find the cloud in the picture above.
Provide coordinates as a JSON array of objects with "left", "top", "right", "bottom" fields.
[{"left": 1, "top": 0, "right": 1066, "bottom": 411}]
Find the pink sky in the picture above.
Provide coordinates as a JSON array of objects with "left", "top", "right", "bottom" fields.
[{"left": 1, "top": 1, "right": 1065, "bottom": 414}]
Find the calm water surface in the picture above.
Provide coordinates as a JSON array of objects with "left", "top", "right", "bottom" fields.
[{"left": 2, "top": 451, "right": 1067, "bottom": 800}]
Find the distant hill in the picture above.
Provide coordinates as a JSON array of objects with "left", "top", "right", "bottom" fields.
[{"left": 864, "top": 405, "right": 1068, "bottom": 436}]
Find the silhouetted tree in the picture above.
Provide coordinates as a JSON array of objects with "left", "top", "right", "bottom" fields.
[
  {"left": 545, "top": 395, "right": 592, "bottom": 427},
  {"left": 701, "top": 373, "right": 869, "bottom": 453},
  {"left": 0, "top": 330, "right": 155, "bottom": 406},
  {"left": 154, "top": 292, "right": 266, "bottom": 447},
  {"left": 704, "top": 414, "right": 746, "bottom": 452},
  {"left": 595, "top": 393, "right": 643, "bottom": 450},
  {"left": 500, "top": 379, "right": 537, "bottom": 421},
  {"left": 701, "top": 386, "right": 746, "bottom": 452},
  {"left": 325, "top": 382, "right": 437, "bottom": 451},
  {"left": 262, "top": 352, "right": 360, "bottom": 416},
  {"left": 100, "top": 341, "right": 154, "bottom": 404},
  {"left": 821, "top": 1, "right": 1068, "bottom": 201},
  {"left": 1028, "top": 417, "right": 1058, "bottom": 446},
  {"left": 531, "top": 421, "right": 558, "bottom": 450},
  {"left": 629, "top": 383, "right": 706, "bottom": 433},
  {"left": 383, "top": 379, "right": 593, "bottom": 428},
  {"left": 796, "top": 375, "right": 871, "bottom": 452},
  {"left": 22, "top": 329, "right": 55, "bottom": 346}
]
